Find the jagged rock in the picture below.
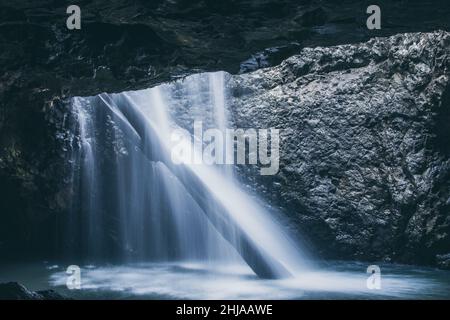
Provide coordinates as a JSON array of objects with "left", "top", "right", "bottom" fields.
[
  {"left": 0, "top": 282, "right": 67, "bottom": 300},
  {"left": 228, "top": 31, "right": 450, "bottom": 266}
]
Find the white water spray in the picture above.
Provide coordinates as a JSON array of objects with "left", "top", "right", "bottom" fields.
[{"left": 70, "top": 71, "right": 311, "bottom": 278}]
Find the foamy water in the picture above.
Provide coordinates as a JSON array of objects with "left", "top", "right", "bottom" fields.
[{"left": 45, "top": 261, "right": 450, "bottom": 300}]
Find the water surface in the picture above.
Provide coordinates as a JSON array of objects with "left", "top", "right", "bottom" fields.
[{"left": 2, "top": 261, "right": 449, "bottom": 299}]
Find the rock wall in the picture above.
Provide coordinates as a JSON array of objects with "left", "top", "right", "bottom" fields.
[{"left": 229, "top": 31, "right": 450, "bottom": 267}]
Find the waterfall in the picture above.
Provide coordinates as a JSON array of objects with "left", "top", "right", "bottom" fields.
[{"left": 69, "top": 71, "right": 310, "bottom": 279}]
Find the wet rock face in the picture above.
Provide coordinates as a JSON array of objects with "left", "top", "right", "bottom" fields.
[{"left": 229, "top": 31, "right": 450, "bottom": 266}]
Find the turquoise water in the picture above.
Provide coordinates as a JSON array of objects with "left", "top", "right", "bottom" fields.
[{"left": 1, "top": 261, "right": 449, "bottom": 299}]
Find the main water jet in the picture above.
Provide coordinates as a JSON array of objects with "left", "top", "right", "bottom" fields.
[{"left": 68, "top": 71, "right": 310, "bottom": 279}]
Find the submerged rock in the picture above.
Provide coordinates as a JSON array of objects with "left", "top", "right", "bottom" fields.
[
  {"left": 0, "top": 282, "right": 67, "bottom": 300},
  {"left": 229, "top": 31, "right": 450, "bottom": 266}
]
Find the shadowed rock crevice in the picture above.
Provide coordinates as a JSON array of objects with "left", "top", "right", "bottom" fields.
[{"left": 431, "top": 85, "right": 450, "bottom": 157}]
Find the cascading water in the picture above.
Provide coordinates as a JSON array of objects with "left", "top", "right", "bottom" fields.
[{"left": 68, "top": 71, "right": 310, "bottom": 279}]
